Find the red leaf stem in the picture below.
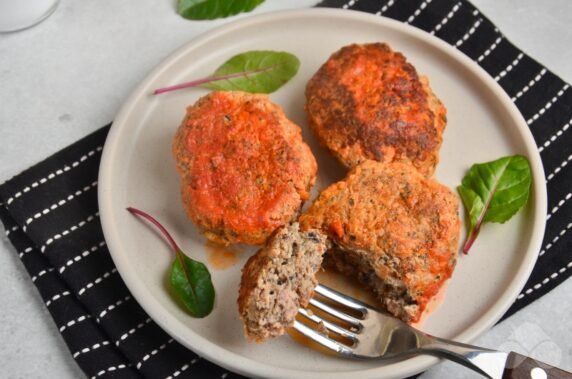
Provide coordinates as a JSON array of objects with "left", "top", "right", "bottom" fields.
[
  {"left": 153, "top": 65, "right": 278, "bottom": 95},
  {"left": 126, "top": 207, "right": 180, "bottom": 253}
]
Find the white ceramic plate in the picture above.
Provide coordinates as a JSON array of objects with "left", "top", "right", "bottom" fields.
[{"left": 99, "top": 8, "right": 547, "bottom": 379}]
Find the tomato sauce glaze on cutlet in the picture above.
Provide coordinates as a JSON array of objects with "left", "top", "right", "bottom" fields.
[
  {"left": 305, "top": 43, "right": 447, "bottom": 177},
  {"left": 173, "top": 91, "right": 317, "bottom": 245}
]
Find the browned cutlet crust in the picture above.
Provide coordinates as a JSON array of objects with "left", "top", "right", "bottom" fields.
[
  {"left": 299, "top": 160, "right": 460, "bottom": 323},
  {"left": 173, "top": 91, "right": 317, "bottom": 246},
  {"left": 238, "top": 223, "right": 329, "bottom": 342},
  {"left": 305, "top": 43, "right": 447, "bottom": 177}
]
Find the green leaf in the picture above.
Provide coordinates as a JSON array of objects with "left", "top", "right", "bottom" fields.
[
  {"left": 126, "top": 207, "right": 215, "bottom": 318},
  {"left": 153, "top": 50, "right": 300, "bottom": 95},
  {"left": 202, "top": 50, "right": 300, "bottom": 93},
  {"left": 457, "top": 155, "right": 532, "bottom": 254},
  {"left": 170, "top": 251, "right": 215, "bottom": 318},
  {"left": 178, "top": 0, "right": 264, "bottom": 20}
]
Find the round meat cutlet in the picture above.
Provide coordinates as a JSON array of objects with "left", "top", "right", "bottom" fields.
[
  {"left": 173, "top": 91, "right": 317, "bottom": 246},
  {"left": 299, "top": 160, "right": 460, "bottom": 323},
  {"left": 305, "top": 43, "right": 447, "bottom": 177},
  {"left": 238, "top": 223, "right": 329, "bottom": 342}
]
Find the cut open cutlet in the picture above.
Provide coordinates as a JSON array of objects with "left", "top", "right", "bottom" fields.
[
  {"left": 238, "top": 223, "right": 330, "bottom": 342},
  {"left": 299, "top": 160, "right": 460, "bottom": 323}
]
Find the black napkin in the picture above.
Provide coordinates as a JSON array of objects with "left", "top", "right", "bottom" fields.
[{"left": 1, "top": 1, "right": 570, "bottom": 378}]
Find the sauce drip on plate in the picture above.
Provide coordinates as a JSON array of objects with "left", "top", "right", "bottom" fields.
[{"left": 205, "top": 242, "right": 240, "bottom": 270}]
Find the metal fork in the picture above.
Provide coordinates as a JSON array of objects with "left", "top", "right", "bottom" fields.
[{"left": 293, "top": 284, "right": 571, "bottom": 379}]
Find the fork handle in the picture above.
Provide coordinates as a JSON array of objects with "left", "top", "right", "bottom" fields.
[
  {"left": 503, "top": 352, "right": 572, "bottom": 379},
  {"left": 421, "top": 336, "right": 572, "bottom": 378}
]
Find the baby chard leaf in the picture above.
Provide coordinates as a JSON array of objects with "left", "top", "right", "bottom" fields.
[
  {"left": 153, "top": 50, "right": 300, "bottom": 95},
  {"left": 127, "top": 207, "right": 215, "bottom": 318},
  {"left": 457, "top": 155, "right": 531, "bottom": 254},
  {"left": 178, "top": 0, "right": 264, "bottom": 20},
  {"left": 203, "top": 50, "right": 300, "bottom": 93},
  {"left": 171, "top": 252, "right": 215, "bottom": 318}
]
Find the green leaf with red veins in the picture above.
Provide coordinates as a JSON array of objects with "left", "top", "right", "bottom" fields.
[
  {"left": 127, "top": 207, "right": 215, "bottom": 318},
  {"left": 154, "top": 50, "right": 300, "bottom": 95},
  {"left": 457, "top": 155, "right": 532, "bottom": 254}
]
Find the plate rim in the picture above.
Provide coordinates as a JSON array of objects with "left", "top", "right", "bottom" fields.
[{"left": 98, "top": 8, "right": 547, "bottom": 379}]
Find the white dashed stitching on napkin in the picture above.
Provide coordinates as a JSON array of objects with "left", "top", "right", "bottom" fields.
[
  {"left": 31, "top": 267, "right": 55, "bottom": 282},
  {"left": 46, "top": 291, "right": 71, "bottom": 307},
  {"left": 136, "top": 338, "right": 174, "bottom": 369},
  {"left": 4, "top": 224, "right": 18, "bottom": 236},
  {"left": 547, "top": 154, "right": 572, "bottom": 182},
  {"left": 406, "top": 0, "right": 432, "bottom": 24},
  {"left": 78, "top": 268, "right": 118, "bottom": 296},
  {"left": 59, "top": 240, "right": 106, "bottom": 274},
  {"left": 18, "top": 246, "right": 34, "bottom": 258},
  {"left": 4, "top": 146, "right": 103, "bottom": 206},
  {"left": 91, "top": 363, "right": 131, "bottom": 379},
  {"left": 455, "top": 18, "right": 483, "bottom": 47},
  {"left": 115, "top": 317, "right": 152, "bottom": 346},
  {"left": 342, "top": 0, "right": 356, "bottom": 9},
  {"left": 59, "top": 314, "right": 92, "bottom": 333},
  {"left": 97, "top": 295, "right": 132, "bottom": 319},
  {"left": 539, "top": 223, "right": 572, "bottom": 257},
  {"left": 41, "top": 212, "right": 99, "bottom": 253},
  {"left": 431, "top": 1, "right": 462, "bottom": 35},
  {"left": 547, "top": 193, "right": 572, "bottom": 221},
  {"left": 477, "top": 34, "right": 502, "bottom": 62},
  {"left": 376, "top": 0, "right": 395, "bottom": 15},
  {"left": 165, "top": 358, "right": 200, "bottom": 379},
  {"left": 517, "top": 261, "right": 572, "bottom": 300},
  {"left": 494, "top": 52, "right": 524, "bottom": 82},
  {"left": 72, "top": 340, "right": 111, "bottom": 359},
  {"left": 539, "top": 118, "right": 571, "bottom": 153},
  {"left": 512, "top": 68, "right": 547, "bottom": 102},
  {"left": 22, "top": 181, "right": 98, "bottom": 231},
  {"left": 527, "top": 84, "right": 570, "bottom": 125}
]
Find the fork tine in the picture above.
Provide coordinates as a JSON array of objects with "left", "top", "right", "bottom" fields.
[
  {"left": 292, "top": 320, "right": 354, "bottom": 356},
  {"left": 308, "top": 298, "right": 363, "bottom": 329},
  {"left": 298, "top": 308, "right": 359, "bottom": 341},
  {"left": 315, "top": 284, "right": 371, "bottom": 314}
]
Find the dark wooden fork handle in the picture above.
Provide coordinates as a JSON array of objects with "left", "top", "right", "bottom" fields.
[{"left": 503, "top": 352, "right": 572, "bottom": 378}]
